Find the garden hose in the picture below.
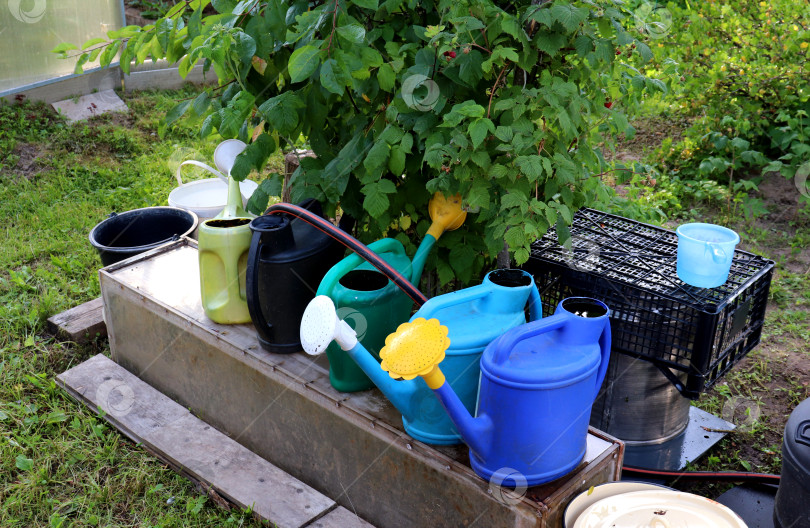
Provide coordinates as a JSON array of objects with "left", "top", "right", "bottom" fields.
[
  {"left": 623, "top": 466, "right": 781, "bottom": 485},
  {"left": 263, "top": 203, "right": 429, "bottom": 306}
]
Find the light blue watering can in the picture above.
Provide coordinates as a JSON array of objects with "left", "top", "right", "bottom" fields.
[
  {"left": 301, "top": 269, "right": 543, "bottom": 445},
  {"left": 378, "top": 297, "right": 611, "bottom": 486}
]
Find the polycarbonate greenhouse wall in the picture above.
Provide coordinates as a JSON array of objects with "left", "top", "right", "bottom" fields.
[{"left": 0, "top": 0, "right": 125, "bottom": 96}]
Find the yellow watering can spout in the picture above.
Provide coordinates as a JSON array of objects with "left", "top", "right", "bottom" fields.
[
  {"left": 380, "top": 318, "right": 450, "bottom": 390},
  {"left": 426, "top": 193, "right": 467, "bottom": 240},
  {"left": 378, "top": 317, "right": 492, "bottom": 456}
]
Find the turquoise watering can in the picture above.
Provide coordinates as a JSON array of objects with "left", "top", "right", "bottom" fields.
[
  {"left": 302, "top": 269, "right": 543, "bottom": 445},
  {"left": 379, "top": 297, "right": 611, "bottom": 486},
  {"left": 318, "top": 193, "right": 467, "bottom": 393}
]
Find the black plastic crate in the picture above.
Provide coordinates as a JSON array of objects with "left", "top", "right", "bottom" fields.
[{"left": 521, "top": 208, "right": 774, "bottom": 399}]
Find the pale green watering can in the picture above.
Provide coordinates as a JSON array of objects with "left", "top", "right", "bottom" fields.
[{"left": 198, "top": 140, "right": 255, "bottom": 324}]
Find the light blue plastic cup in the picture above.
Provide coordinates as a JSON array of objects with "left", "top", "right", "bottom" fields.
[{"left": 676, "top": 223, "right": 740, "bottom": 288}]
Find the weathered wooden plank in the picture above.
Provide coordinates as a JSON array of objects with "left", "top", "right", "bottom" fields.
[
  {"left": 47, "top": 297, "right": 107, "bottom": 344},
  {"left": 56, "top": 354, "right": 339, "bottom": 528},
  {"left": 305, "top": 506, "right": 375, "bottom": 528}
]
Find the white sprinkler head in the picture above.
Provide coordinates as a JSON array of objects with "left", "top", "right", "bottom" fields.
[
  {"left": 213, "top": 139, "right": 247, "bottom": 176},
  {"left": 300, "top": 296, "right": 358, "bottom": 355}
]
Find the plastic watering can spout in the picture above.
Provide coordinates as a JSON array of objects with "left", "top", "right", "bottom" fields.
[
  {"left": 215, "top": 176, "right": 250, "bottom": 220},
  {"left": 300, "top": 296, "right": 423, "bottom": 414},
  {"left": 379, "top": 319, "right": 494, "bottom": 457},
  {"left": 409, "top": 193, "right": 468, "bottom": 283}
]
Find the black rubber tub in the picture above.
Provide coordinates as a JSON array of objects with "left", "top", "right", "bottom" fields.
[
  {"left": 89, "top": 206, "right": 198, "bottom": 267},
  {"left": 774, "top": 396, "right": 810, "bottom": 528}
]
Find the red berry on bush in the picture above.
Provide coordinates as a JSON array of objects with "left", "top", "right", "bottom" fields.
[
  {"left": 616, "top": 50, "right": 621, "bottom": 55},
  {"left": 443, "top": 51, "right": 456, "bottom": 59},
  {"left": 604, "top": 101, "right": 613, "bottom": 109}
]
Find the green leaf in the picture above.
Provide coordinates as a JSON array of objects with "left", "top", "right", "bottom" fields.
[
  {"left": 336, "top": 25, "right": 366, "bottom": 45},
  {"left": 731, "top": 137, "right": 751, "bottom": 151},
  {"left": 378, "top": 63, "right": 395, "bottom": 92},
  {"left": 594, "top": 39, "right": 614, "bottom": 64},
  {"left": 352, "top": 0, "right": 379, "bottom": 10},
  {"left": 468, "top": 118, "right": 492, "bottom": 149},
  {"left": 551, "top": 3, "right": 588, "bottom": 31},
  {"left": 490, "top": 164, "right": 508, "bottom": 179},
  {"left": 364, "top": 140, "right": 389, "bottom": 171},
  {"left": 436, "top": 258, "right": 455, "bottom": 286},
  {"left": 389, "top": 146, "right": 406, "bottom": 175},
  {"left": 82, "top": 37, "right": 107, "bottom": 50},
  {"left": 231, "top": 133, "right": 277, "bottom": 181},
  {"left": 51, "top": 42, "right": 79, "bottom": 54},
  {"left": 494, "top": 126, "right": 513, "bottom": 142},
  {"left": 320, "top": 59, "right": 344, "bottom": 95},
  {"left": 635, "top": 41, "right": 653, "bottom": 63},
  {"left": 504, "top": 225, "right": 526, "bottom": 248},
  {"left": 534, "top": 31, "right": 565, "bottom": 56},
  {"left": 161, "top": 100, "right": 192, "bottom": 135},
  {"left": 514, "top": 247, "right": 530, "bottom": 265},
  {"left": 527, "top": 7, "right": 553, "bottom": 27},
  {"left": 258, "top": 92, "right": 304, "bottom": 136},
  {"left": 233, "top": 31, "right": 257, "bottom": 64},
  {"left": 449, "top": 244, "right": 477, "bottom": 278},
  {"left": 15, "top": 455, "right": 33, "bottom": 471},
  {"left": 73, "top": 53, "right": 90, "bottom": 75},
  {"left": 363, "top": 182, "right": 390, "bottom": 217},
  {"left": 288, "top": 45, "right": 322, "bottom": 83},
  {"left": 46, "top": 411, "right": 69, "bottom": 424},
  {"left": 400, "top": 133, "right": 414, "bottom": 153},
  {"left": 211, "top": 0, "right": 238, "bottom": 13},
  {"left": 359, "top": 47, "right": 383, "bottom": 68},
  {"left": 516, "top": 155, "right": 544, "bottom": 181},
  {"left": 574, "top": 35, "right": 593, "bottom": 57},
  {"left": 191, "top": 91, "right": 210, "bottom": 117},
  {"left": 247, "top": 174, "right": 284, "bottom": 214},
  {"left": 155, "top": 18, "right": 173, "bottom": 53}
]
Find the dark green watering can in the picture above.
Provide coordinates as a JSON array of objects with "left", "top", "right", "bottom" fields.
[{"left": 317, "top": 193, "right": 466, "bottom": 392}]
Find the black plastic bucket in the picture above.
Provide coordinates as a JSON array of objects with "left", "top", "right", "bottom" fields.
[
  {"left": 89, "top": 206, "right": 198, "bottom": 267},
  {"left": 774, "top": 397, "right": 810, "bottom": 528}
]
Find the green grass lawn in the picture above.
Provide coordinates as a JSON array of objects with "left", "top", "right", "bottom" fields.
[{"left": 0, "top": 88, "right": 281, "bottom": 527}]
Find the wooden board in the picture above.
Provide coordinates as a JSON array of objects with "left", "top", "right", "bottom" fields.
[
  {"left": 56, "top": 354, "right": 353, "bottom": 528},
  {"left": 308, "top": 506, "right": 377, "bottom": 528},
  {"left": 47, "top": 297, "right": 106, "bottom": 344}
]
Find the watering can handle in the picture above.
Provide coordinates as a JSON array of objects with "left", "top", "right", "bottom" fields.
[
  {"left": 593, "top": 321, "right": 612, "bottom": 399},
  {"left": 415, "top": 285, "right": 492, "bottom": 320},
  {"left": 316, "top": 238, "right": 407, "bottom": 297},
  {"left": 528, "top": 283, "right": 543, "bottom": 322},
  {"left": 246, "top": 230, "right": 272, "bottom": 337},
  {"left": 706, "top": 242, "right": 727, "bottom": 263},
  {"left": 176, "top": 160, "right": 228, "bottom": 186},
  {"left": 491, "top": 314, "right": 566, "bottom": 364}
]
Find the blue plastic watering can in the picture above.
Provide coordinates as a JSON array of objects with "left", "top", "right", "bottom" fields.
[
  {"left": 377, "top": 297, "right": 611, "bottom": 486},
  {"left": 300, "top": 269, "right": 543, "bottom": 445}
]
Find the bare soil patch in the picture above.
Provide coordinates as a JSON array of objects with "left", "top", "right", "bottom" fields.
[{"left": 9, "top": 142, "right": 47, "bottom": 179}]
